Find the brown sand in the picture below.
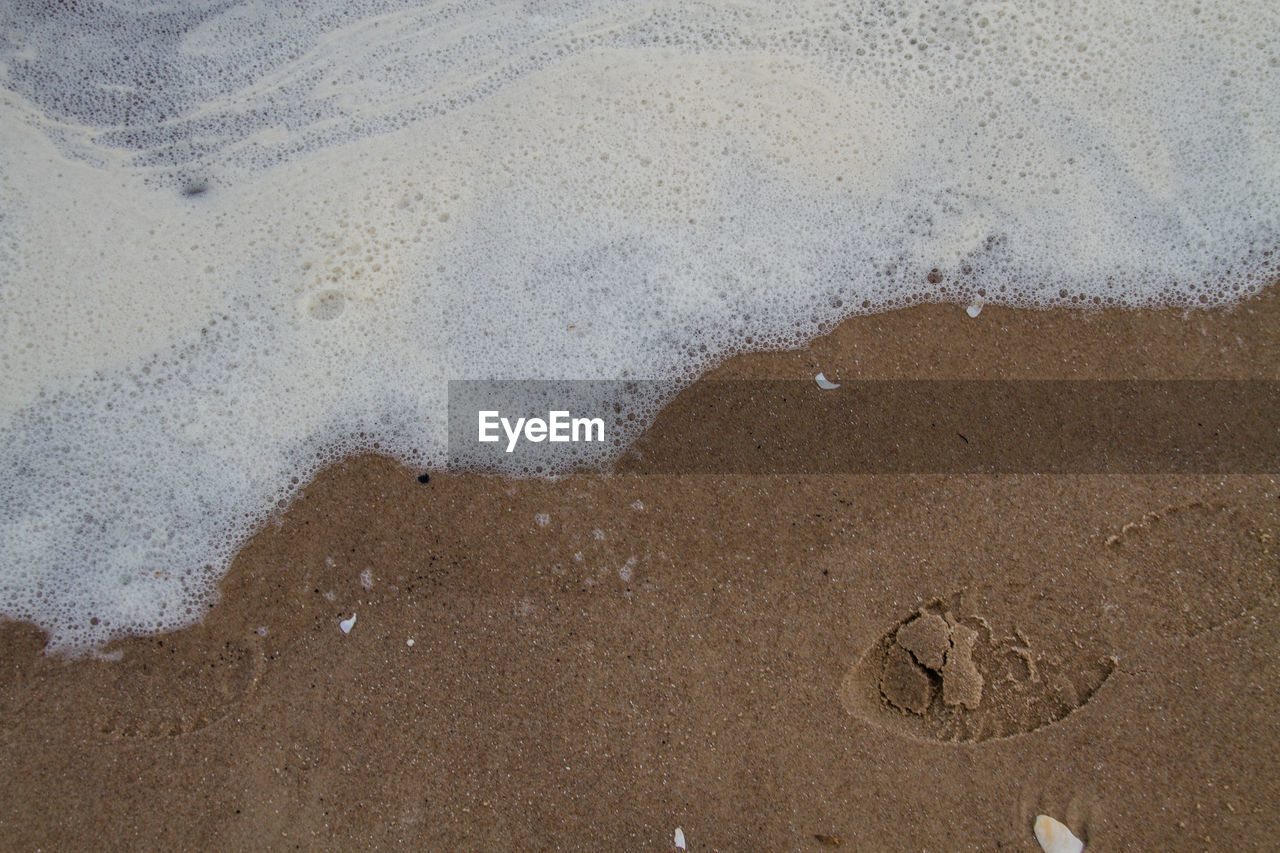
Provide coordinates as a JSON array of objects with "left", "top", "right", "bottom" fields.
[{"left": 2, "top": 292, "right": 1278, "bottom": 850}]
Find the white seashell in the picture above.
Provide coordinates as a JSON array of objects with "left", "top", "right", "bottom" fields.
[
  {"left": 673, "top": 827, "right": 686, "bottom": 850},
  {"left": 966, "top": 302, "right": 983, "bottom": 318},
  {"left": 1034, "top": 814, "right": 1083, "bottom": 853},
  {"left": 339, "top": 613, "right": 357, "bottom": 634},
  {"left": 814, "top": 372, "right": 840, "bottom": 390}
]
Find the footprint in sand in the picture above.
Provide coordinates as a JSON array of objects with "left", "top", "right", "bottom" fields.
[
  {"left": 841, "top": 498, "right": 1280, "bottom": 742},
  {"left": 840, "top": 596, "right": 1115, "bottom": 743},
  {"left": 0, "top": 627, "right": 266, "bottom": 740},
  {"left": 89, "top": 636, "right": 265, "bottom": 739},
  {"left": 1101, "top": 499, "right": 1279, "bottom": 639}
]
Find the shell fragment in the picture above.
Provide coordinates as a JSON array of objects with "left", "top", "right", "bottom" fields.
[
  {"left": 339, "top": 613, "right": 357, "bottom": 634},
  {"left": 1034, "top": 814, "right": 1083, "bottom": 853},
  {"left": 814, "top": 372, "right": 840, "bottom": 390},
  {"left": 673, "top": 827, "right": 686, "bottom": 850}
]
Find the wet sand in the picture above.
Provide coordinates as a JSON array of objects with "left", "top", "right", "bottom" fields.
[{"left": 2, "top": 292, "right": 1278, "bottom": 850}]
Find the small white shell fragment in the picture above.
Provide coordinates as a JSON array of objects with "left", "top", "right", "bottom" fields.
[
  {"left": 814, "top": 372, "right": 840, "bottom": 390},
  {"left": 339, "top": 613, "right": 357, "bottom": 634},
  {"left": 966, "top": 302, "right": 983, "bottom": 318},
  {"left": 1034, "top": 814, "right": 1083, "bottom": 853},
  {"left": 673, "top": 827, "right": 686, "bottom": 850},
  {"left": 406, "top": 638, "right": 414, "bottom": 647}
]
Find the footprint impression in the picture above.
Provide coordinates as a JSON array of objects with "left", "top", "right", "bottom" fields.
[
  {"left": 0, "top": 630, "right": 265, "bottom": 740},
  {"left": 1101, "top": 500, "right": 1279, "bottom": 640},
  {"left": 841, "top": 597, "right": 1115, "bottom": 743},
  {"left": 88, "top": 636, "right": 265, "bottom": 739}
]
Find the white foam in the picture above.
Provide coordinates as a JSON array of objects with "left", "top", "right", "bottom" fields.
[{"left": 1, "top": 0, "right": 1277, "bottom": 654}]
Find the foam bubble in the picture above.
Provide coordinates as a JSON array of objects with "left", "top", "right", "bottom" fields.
[{"left": 1, "top": 0, "right": 1277, "bottom": 653}]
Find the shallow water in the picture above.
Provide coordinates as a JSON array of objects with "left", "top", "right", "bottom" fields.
[{"left": 1, "top": 0, "right": 1277, "bottom": 652}]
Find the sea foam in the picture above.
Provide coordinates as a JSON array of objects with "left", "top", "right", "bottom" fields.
[{"left": 1, "top": 0, "right": 1277, "bottom": 653}]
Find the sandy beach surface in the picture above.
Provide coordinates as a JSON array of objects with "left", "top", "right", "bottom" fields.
[{"left": 2, "top": 292, "right": 1278, "bottom": 850}]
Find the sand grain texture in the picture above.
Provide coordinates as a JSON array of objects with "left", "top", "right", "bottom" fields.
[{"left": 2, "top": 294, "right": 1279, "bottom": 850}]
